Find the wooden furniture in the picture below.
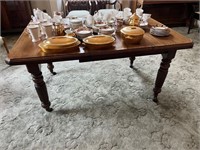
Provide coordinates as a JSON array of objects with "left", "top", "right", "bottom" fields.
[
  {"left": 188, "top": 4, "right": 200, "bottom": 33},
  {"left": 1, "top": 1, "right": 32, "bottom": 34},
  {"left": 0, "top": 36, "right": 9, "bottom": 54},
  {"left": 63, "top": 0, "right": 122, "bottom": 15},
  {"left": 95, "top": 0, "right": 122, "bottom": 11},
  {"left": 6, "top": 19, "right": 193, "bottom": 112},
  {"left": 142, "top": 0, "right": 199, "bottom": 27},
  {"left": 64, "top": 0, "right": 92, "bottom": 15},
  {"left": 136, "top": 0, "right": 144, "bottom": 8}
]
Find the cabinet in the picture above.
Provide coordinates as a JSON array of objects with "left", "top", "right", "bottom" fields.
[
  {"left": 1, "top": 1, "right": 32, "bottom": 33},
  {"left": 143, "top": 1, "right": 199, "bottom": 27}
]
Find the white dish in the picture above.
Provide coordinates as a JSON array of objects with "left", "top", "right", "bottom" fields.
[
  {"left": 98, "top": 9, "right": 119, "bottom": 16},
  {"left": 99, "top": 27, "right": 115, "bottom": 35},
  {"left": 67, "top": 10, "right": 90, "bottom": 18},
  {"left": 150, "top": 27, "right": 170, "bottom": 37},
  {"left": 95, "top": 23, "right": 107, "bottom": 28},
  {"left": 140, "top": 22, "right": 148, "bottom": 27},
  {"left": 75, "top": 28, "right": 93, "bottom": 39}
]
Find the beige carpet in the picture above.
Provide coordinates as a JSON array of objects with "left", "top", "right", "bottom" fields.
[{"left": 0, "top": 27, "right": 200, "bottom": 150}]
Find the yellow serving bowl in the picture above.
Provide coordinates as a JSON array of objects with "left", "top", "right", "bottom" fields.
[{"left": 120, "top": 26, "right": 145, "bottom": 44}]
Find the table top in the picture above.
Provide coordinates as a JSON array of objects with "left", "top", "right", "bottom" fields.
[{"left": 6, "top": 19, "right": 193, "bottom": 65}]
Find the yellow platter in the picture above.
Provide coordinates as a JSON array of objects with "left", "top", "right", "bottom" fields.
[
  {"left": 39, "top": 41, "right": 81, "bottom": 54},
  {"left": 43, "top": 36, "right": 78, "bottom": 48},
  {"left": 83, "top": 35, "right": 115, "bottom": 45},
  {"left": 83, "top": 35, "right": 115, "bottom": 50}
]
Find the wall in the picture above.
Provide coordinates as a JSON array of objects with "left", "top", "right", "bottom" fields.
[
  {"left": 30, "top": 0, "right": 52, "bottom": 16},
  {"left": 49, "top": 0, "right": 59, "bottom": 13}
]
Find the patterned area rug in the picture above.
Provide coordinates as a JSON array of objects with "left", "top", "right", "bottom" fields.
[{"left": 0, "top": 27, "right": 200, "bottom": 150}]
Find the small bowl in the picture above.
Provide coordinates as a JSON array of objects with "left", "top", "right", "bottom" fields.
[
  {"left": 92, "top": 23, "right": 107, "bottom": 34},
  {"left": 94, "top": 23, "right": 107, "bottom": 28},
  {"left": 75, "top": 28, "right": 93, "bottom": 39},
  {"left": 99, "top": 27, "right": 115, "bottom": 35}
]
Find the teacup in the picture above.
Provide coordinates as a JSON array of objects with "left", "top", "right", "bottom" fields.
[
  {"left": 27, "top": 25, "right": 40, "bottom": 42},
  {"left": 65, "top": 29, "right": 76, "bottom": 37},
  {"left": 142, "top": 13, "right": 151, "bottom": 23},
  {"left": 42, "top": 22, "right": 53, "bottom": 38},
  {"left": 136, "top": 8, "right": 144, "bottom": 18}
]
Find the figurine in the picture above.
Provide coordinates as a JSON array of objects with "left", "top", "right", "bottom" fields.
[{"left": 128, "top": 13, "right": 140, "bottom": 26}]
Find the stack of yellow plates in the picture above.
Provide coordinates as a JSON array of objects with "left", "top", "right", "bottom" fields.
[
  {"left": 39, "top": 36, "right": 80, "bottom": 53},
  {"left": 83, "top": 35, "right": 115, "bottom": 50}
]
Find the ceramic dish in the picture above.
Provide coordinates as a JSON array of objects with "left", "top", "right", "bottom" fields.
[
  {"left": 120, "top": 26, "right": 145, "bottom": 44},
  {"left": 139, "top": 22, "right": 148, "bottom": 27},
  {"left": 99, "top": 27, "right": 115, "bottom": 35},
  {"left": 75, "top": 28, "right": 93, "bottom": 39},
  {"left": 39, "top": 41, "right": 80, "bottom": 53},
  {"left": 150, "top": 26, "right": 170, "bottom": 37},
  {"left": 42, "top": 36, "right": 78, "bottom": 48},
  {"left": 69, "top": 18, "right": 83, "bottom": 29},
  {"left": 65, "top": 30, "right": 76, "bottom": 37},
  {"left": 83, "top": 35, "right": 115, "bottom": 50}
]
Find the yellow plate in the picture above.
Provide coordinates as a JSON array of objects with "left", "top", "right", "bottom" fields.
[
  {"left": 83, "top": 35, "right": 115, "bottom": 45},
  {"left": 43, "top": 36, "right": 78, "bottom": 48},
  {"left": 39, "top": 41, "right": 81, "bottom": 54}
]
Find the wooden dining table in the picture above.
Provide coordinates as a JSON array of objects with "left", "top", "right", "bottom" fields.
[{"left": 5, "top": 18, "right": 193, "bottom": 112}]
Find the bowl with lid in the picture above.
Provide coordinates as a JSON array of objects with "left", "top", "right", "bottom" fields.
[{"left": 120, "top": 26, "right": 145, "bottom": 44}]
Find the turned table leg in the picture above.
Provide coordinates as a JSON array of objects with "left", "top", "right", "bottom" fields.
[
  {"left": 47, "top": 62, "right": 56, "bottom": 75},
  {"left": 129, "top": 56, "right": 136, "bottom": 68},
  {"left": 153, "top": 51, "right": 177, "bottom": 103},
  {"left": 26, "top": 64, "right": 53, "bottom": 112}
]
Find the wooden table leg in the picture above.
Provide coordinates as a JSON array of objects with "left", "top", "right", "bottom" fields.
[
  {"left": 129, "top": 56, "right": 136, "bottom": 68},
  {"left": 153, "top": 51, "right": 177, "bottom": 103},
  {"left": 47, "top": 62, "right": 56, "bottom": 75},
  {"left": 26, "top": 64, "right": 53, "bottom": 112}
]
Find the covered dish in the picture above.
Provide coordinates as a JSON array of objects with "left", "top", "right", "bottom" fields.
[
  {"left": 39, "top": 36, "right": 80, "bottom": 53},
  {"left": 120, "top": 26, "right": 145, "bottom": 44}
]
